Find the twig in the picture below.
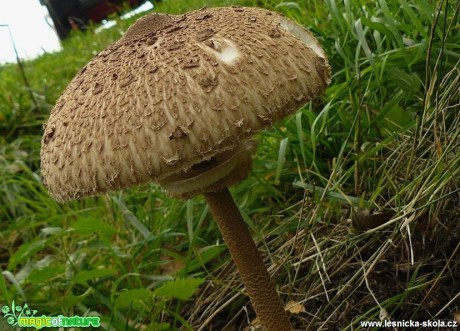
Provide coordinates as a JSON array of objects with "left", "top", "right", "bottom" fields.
[{"left": 0, "top": 24, "right": 38, "bottom": 110}]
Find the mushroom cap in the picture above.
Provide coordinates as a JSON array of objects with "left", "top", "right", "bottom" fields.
[{"left": 40, "top": 6, "right": 331, "bottom": 202}]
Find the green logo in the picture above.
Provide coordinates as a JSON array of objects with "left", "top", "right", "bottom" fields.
[
  {"left": 1, "top": 300, "right": 37, "bottom": 327},
  {"left": 1, "top": 301, "right": 100, "bottom": 329}
]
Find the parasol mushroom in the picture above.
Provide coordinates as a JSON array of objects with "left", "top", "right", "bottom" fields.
[{"left": 41, "top": 6, "right": 330, "bottom": 330}]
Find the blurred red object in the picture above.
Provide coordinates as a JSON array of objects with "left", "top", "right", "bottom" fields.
[
  {"left": 40, "top": 0, "right": 149, "bottom": 40},
  {"left": 84, "top": 0, "right": 143, "bottom": 22}
]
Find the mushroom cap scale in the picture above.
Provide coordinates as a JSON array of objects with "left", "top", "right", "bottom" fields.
[{"left": 40, "top": 6, "right": 331, "bottom": 202}]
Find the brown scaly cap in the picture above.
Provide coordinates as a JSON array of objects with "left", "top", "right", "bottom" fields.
[{"left": 40, "top": 6, "right": 331, "bottom": 202}]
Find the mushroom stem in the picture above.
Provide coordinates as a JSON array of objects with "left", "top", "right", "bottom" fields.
[{"left": 204, "top": 187, "right": 292, "bottom": 331}]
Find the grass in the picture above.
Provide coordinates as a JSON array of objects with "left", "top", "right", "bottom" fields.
[{"left": 0, "top": 0, "right": 459, "bottom": 330}]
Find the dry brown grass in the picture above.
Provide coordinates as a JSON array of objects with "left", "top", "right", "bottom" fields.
[{"left": 185, "top": 58, "right": 460, "bottom": 331}]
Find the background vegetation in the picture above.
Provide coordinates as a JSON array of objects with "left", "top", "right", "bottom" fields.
[{"left": 0, "top": 0, "right": 458, "bottom": 330}]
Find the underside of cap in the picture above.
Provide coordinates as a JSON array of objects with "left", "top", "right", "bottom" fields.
[
  {"left": 160, "top": 139, "right": 256, "bottom": 199},
  {"left": 40, "top": 6, "right": 331, "bottom": 202}
]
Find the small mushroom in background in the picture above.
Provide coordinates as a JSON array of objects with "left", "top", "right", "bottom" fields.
[
  {"left": 40, "top": 6, "right": 330, "bottom": 331},
  {"left": 351, "top": 208, "right": 396, "bottom": 231}
]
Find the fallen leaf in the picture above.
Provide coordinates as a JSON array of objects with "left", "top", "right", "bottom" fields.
[
  {"left": 380, "top": 308, "right": 390, "bottom": 320},
  {"left": 285, "top": 300, "right": 306, "bottom": 314},
  {"left": 351, "top": 208, "right": 395, "bottom": 231},
  {"left": 243, "top": 317, "right": 261, "bottom": 331}
]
